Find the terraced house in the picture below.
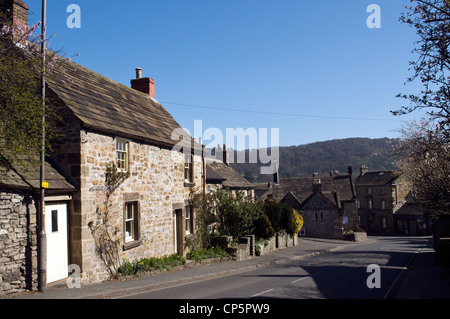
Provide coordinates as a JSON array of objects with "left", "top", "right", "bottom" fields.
[{"left": 0, "top": 0, "right": 205, "bottom": 293}]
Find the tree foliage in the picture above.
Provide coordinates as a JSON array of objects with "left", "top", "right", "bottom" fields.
[
  {"left": 394, "top": 0, "right": 450, "bottom": 139},
  {"left": 394, "top": 120, "right": 450, "bottom": 217}
]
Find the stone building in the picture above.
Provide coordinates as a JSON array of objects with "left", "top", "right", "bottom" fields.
[
  {"left": 0, "top": 0, "right": 205, "bottom": 289},
  {"left": 256, "top": 169, "right": 360, "bottom": 239},
  {"left": 205, "top": 145, "right": 254, "bottom": 197},
  {"left": 355, "top": 165, "right": 429, "bottom": 235},
  {"left": 45, "top": 60, "right": 204, "bottom": 284}
]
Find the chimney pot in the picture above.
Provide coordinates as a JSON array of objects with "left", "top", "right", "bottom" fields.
[{"left": 135, "top": 67, "right": 142, "bottom": 79}]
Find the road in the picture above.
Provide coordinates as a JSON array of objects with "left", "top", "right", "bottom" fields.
[{"left": 120, "top": 236, "right": 432, "bottom": 299}]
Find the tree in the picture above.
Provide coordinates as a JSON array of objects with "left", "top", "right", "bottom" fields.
[
  {"left": 0, "top": 13, "right": 73, "bottom": 167},
  {"left": 393, "top": 0, "right": 450, "bottom": 139},
  {"left": 215, "top": 189, "right": 262, "bottom": 238},
  {"left": 394, "top": 120, "right": 450, "bottom": 218}
]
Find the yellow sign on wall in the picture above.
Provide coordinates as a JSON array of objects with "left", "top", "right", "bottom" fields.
[{"left": 41, "top": 181, "right": 49, "bottom": 189}]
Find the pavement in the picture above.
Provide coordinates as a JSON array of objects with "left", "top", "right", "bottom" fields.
[{"left": 4, "top": 236, "right": 450, "bottom": 299}]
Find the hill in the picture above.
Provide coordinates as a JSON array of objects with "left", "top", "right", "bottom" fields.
[{"left": 228, "top": 137, "right": 398, "bottom": 183}]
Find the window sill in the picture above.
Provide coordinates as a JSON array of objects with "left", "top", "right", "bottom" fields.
[{"left": 123, "top": 240, "right": 141, "bottom": 251}]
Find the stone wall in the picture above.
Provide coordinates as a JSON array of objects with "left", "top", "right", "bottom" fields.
[
  {"left": 0, "top": 190, "right": 38, "bottom": 295},
  {"left": 76, "top": 130, "right": 203, "bottom": 283}
]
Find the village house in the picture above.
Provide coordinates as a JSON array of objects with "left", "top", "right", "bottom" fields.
[
  {"left": 256, "top": 168, "right": 361, "bottom": 240},
  {"left": 355, "top": 165, "right": 430, "bottom": 235},
  {"left": 205, "top": 145, "right": 254, "bottom": 197},
  {"left": 0, "top": 0, "right": 206, "bottom": 292}
]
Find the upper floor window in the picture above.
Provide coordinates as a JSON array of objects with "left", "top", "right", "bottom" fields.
[
  {"left": 184, "top": 154, "right": 194, "bottom": 185},
  {"left": 314, "top": 212, "right": 324, "bottom": 221},
  {"left": 116, "top": 139, "right": 129, "bottom": 172}
]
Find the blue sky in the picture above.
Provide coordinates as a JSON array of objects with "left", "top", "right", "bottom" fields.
[{"left": 27, "top": 0, "right": 426, "bottom": 149}]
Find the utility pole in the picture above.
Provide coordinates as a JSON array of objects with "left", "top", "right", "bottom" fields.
[{"left": 38, "top": 0, "right": 47, "bottom": 292}]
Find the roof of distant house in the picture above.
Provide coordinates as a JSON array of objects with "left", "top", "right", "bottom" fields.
[
  {"left": 355, "top": 170, "right": 401, "bottom": 186},
  {"left": 206, "top": 160, "right": 254, "bottom": 190}
]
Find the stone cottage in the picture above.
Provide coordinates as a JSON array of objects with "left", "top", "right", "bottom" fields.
[
  {"left": 45, "top": 59, "right": 204, "bottom": 284},
  {"left": 205, "top": 145, "right": 254, "bottom": 197},
  {"left": 1, "top": 0, "right": 206, "bottom": 288}
]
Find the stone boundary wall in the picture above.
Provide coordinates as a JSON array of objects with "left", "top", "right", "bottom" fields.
[
  {"left": 213, "top": 232, "right": 300, "bottom": 261},
  {"left": 0, "top": 190, "right": 38, "bottom": 296}
]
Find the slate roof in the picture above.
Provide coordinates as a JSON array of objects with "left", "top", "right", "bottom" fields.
[
  {"left": 47, "top": 58, "right": 193, "bottom": 149},
  {"left": 355, "top": 170, "right": 401, "bottom": 186},
  {"left": 206, "top": 160, "right": 254, "bottom": 190},
  {"left": 300, "top": 192, "right": 339, "bottom": 210},
  {"left": 0, "top": 155, "right": 76, "bottom": 192},
  {"left": 272, "top": 176, "right": 355, "bottom": 203}
]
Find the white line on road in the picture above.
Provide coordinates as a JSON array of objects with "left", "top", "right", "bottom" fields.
[{"left": 251, "top": 289, "right": 274, "bottom": 297}]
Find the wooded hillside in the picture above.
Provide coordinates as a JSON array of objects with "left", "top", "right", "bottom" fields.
[{"left": 228, "top": 137, "right": 397, "bottom": 183}]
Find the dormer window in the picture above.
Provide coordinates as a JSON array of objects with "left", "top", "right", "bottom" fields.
[{"left": 116, "top": 139, "right": 129, "bottom": 172}]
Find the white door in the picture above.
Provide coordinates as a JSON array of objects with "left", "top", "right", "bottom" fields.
[{"left": 45, "top": 203, "right": 69, "bottom": 283}]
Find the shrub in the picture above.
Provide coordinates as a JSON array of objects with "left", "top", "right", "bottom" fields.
[
  {"left": 186, "top": 246, "right": 229, "bottom": 262},
  {"left": 215, "top": 189, "right": 262, "bottom": 238},
  {"left": 119, "top": 254, "right": 186, "bottom": 276},
  {"left": 254, "top": 213, "right": 275, "bottom": 239}
]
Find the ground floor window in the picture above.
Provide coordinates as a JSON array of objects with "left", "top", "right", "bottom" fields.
[{"left": 124, "top": 201, "right": 139, "bottom": 243}]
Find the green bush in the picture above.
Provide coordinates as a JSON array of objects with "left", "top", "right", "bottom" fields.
[
  {"left": 119, "top": 254, "right": 186, "bottom": 276},
  {"left": 186, "top": 246, "right": 229, "bottom": 262},
  {"left": 254, "top": 213, "right": 275, "bottom": 239},
  {"left": 215, "top": 189, "right": 262, "bottom": 238}
]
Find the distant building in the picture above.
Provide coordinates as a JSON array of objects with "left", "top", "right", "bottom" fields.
[
  {"left": 256, "top": 168, "right": 360, "bottom": 240},
  {"left": 355, "top": 165, "right": 430, "bottom": 235}
]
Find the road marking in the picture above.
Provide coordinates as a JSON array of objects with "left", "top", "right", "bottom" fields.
[
  {"left": 382, "top": 250, "right": 418, "bottom": 299},
  {"left": 291, "top": 271, "right": 323, "bottom": 283},
  {"left": 251, "top": 289, "right": 274, "bottom": 297}
]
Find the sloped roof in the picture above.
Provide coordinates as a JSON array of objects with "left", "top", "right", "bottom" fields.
[
  {"left": 355, "top": 170, "right": 401, "bottom": 186},
  {"left": 47, "top": 58, "right": 192, "bottom": 149},
  {"left": 301, "top": 192, "right": 339, "bottom": 210},
  {"left": 272, "top": 175, "right": 355, "bottom": 203},
  {"left": 0, "top": 155, "right": 76, "bottom": 192},
  {"left": 206, "top": 160, "right": 254, "bottom": 190}
]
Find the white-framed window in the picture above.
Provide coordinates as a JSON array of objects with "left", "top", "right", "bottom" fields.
[
  {"left": 125, "top": 201, "right": 139, "bottom": 243},
  {"left": 381, "top": 200, "right": 386, "bottom": 210},
  {"left": 184, "top": 154, "right": 194, "bottom": 184},
  {"left": 368, "top": 200, "right": 373, "bottom": 209},
  {"left": 367, "top": 188, "right": 372, "bottom": 195},
  {"left": 116, "top": 139, "right": 129, "bottom": 172},
  {"left": 185, "top": 205, "right": 193, "bottom": 234}
]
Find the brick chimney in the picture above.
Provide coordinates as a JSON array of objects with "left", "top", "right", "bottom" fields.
[
  {"left": 131, "top": 67, "right": 155, "bottom": 98},
  {"left": 0, "top": 0, "right": 29, "bottom": 28},
  {"left": 360, "top": 165, "right": 369, "bottom": 176},
  {"left": 313, "top": 179, "right": 322, "bottom": 194}
]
